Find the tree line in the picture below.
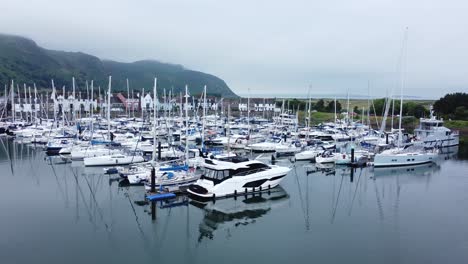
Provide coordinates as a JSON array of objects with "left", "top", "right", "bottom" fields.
[
  {"left": 277, "top": 99, "right": 342, "bottom": 113},
  {"left": 433, "top": 93, "right": 468, "bottom": 120}
]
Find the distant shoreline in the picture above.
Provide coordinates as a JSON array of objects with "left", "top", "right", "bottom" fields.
[{"left": 236, "top": 93, "right": 434, "bottom": 100}]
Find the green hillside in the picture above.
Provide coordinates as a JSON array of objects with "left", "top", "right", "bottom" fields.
[{"left": 0, "top": 34, "right": 237, "bottom": 98}]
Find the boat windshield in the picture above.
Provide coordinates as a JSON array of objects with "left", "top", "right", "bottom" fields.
[{"left": 202, "top": 168, "right": 230, "bottom": 180}]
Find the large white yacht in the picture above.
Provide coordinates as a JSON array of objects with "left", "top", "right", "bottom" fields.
[
  {"left": 187, "top": 157, "right": 290, "bottom": 200},
  {"left": 373, "top": 147, "right": 438, "bottom": 167},
  {"left": 414, "top": 107, "right": 459, "bottom": 148}
]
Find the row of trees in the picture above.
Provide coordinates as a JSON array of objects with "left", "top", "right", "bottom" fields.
[
  {"left": 371, "top": 99, "right": 429, "bottom": 118},
  {"left": 433, "top": 93, "right": 468, "bottom": 120},
  {"left": 278, "top": 99, "right": 342, "bottom": 113},
  {"left": 277, "top": 98, "right": 432, "bottom": 119}
]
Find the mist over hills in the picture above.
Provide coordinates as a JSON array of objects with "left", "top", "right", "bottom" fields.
[{"left": 0, "top": 34, "right": 238, "bottom": 98}]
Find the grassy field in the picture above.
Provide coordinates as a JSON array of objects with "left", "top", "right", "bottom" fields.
[
  {"left": 445, "top": 120, "right": 468, "bottom": 144},
  {"left": 294, "top": 98, "right": 435, "bottom": 112},
  {"left": 299, "top": 111, "right": 419, "bottom": 131}
]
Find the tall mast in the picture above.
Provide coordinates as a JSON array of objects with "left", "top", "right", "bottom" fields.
[
  {"left": 201, "top": 85, "right": 206, "bottom": 150},
  {"left": 132, "top": 89, "right": 135, "bottom": 118},
  {"left": 2, "top": 84, "right": 6, "bottom": 119},
  {"left": 90, "top": 80, "right": 94, "bottom": 133},
  {"left": 152, "top": 78, "right": 158, "bottom": 162},
  {"left": 33, "top": 83, "right": 37, "bottom": 124},
  {"left": 346, "top": 89, "right": 350, "bottom": 124},
  {"left": 107, "top": 76, "right": 112, "bottom": 140},
  {"left": 334, "top": 97, "right": 337, "bottom": 123},
  {"left": 227, "top": 103, "right": 231, "bottom": 154},
  {"left": 141, "top": 88, "right": 145, "bottom": 121},
  {"left": 10, "top": 80, "right": 15, "bottom": 122},
  {"left": 126, "top": 78, "right": 130, "bottom": 117},
  {"left": 398, "top": 28, "right": 409, "bottom": 148},
  {"left": 247, "top": 88, "right": 250, "bottom": 137},
  {"left": 308, "top": 93, "right": 312, "bottom": 130},
  {"left": 51, "top": 80, "right": 56, "bottom": 125},
  {"left": 23, "top": 84, "right": 27, "bottom": 121},
  {"left": 262, "top": 97, "right": 266, "bottom": 119},
  {"left": 179, "top": 92, "right": 183, "bottom": 118},
  {"left": 367, "top": 81, "right": 371, "bottom": 128},
  {"left": 98, "top": 86, "right": 102, "bottom": 117},
  {"left": 72, "top": 77, "right": 76, "bottom": 123},
  {"left": 184, "top": 85, "right": 189, "bottom": 162},
  {"left": 391, "top": 96, "right": 395, "bottom": 130},
  {"left": 86, "top": 80, "right": 89, "bottom": 118},
  {"left": 28, "top": 85, "right": 32, "bottom": 123}
]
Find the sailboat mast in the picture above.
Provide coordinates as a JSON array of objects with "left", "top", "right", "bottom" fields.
[
  {"left": 23, "top": 84, "right": 27, "bottom": 122},
  {"left": 334, "top": 97, "right": 337, "bottom": 123},
  {"left": 90, "top": 80, "right": 94, "bottom": 133},
  {"left": 72, "top": 77, "right": 76, "bottom": 123},
  {"left": 367, "top": 81, "right": 371, "bottom": 128},
  {"left": 10, "top": 80, "right": 15, "bottom": 122},
  {"left": 247, "top": 88, "right": 250, "bottom": 137},
  {"left": 152, "top": 78, "right": 157, "bottom": 162},
  {"left": 107, "top": 76, "right": 112, "bottom": 140},
  {"left": 398, "top": 28, "right": 409, "bottom": 148},
  {"left": 184, "top": 85, "right": 189, "bottom": 162},
  {"left": 202, "top": 85, "right": 206, "bottom": 150},
  {"left": 126, "top": 78, "right": 130, "bottom": 117}
]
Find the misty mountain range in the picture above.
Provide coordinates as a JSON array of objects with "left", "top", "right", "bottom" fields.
[{"left": 0, "top": 34, "right": 238, "bottom": 98}]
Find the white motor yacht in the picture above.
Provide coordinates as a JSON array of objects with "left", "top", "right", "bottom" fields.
[
  {"left": 413, "top": 107, "right": 459, "bottom": 148},
  {"left": 188, "top": 157, "right": 290, "bottom": 200}
]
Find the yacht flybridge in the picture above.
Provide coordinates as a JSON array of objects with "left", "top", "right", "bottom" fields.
[
  {"left": 187, "top": 157, "right": 291, "bottom": 200},
  {"left": 414, "top": 107, "right": 459, "bottom": 148}
]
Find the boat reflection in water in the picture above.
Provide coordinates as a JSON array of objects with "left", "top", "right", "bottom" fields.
[
  {"left": 372, "top": 146, "right": 458, "bottom": 180},
  {"left": 372, "top": 162, "right": 441, "bottom": 180},
  {"left": 190, "top": 186, "right": 289, "bottom": 242}
]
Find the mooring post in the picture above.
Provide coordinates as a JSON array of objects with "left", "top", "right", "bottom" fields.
[
  {"left": 386, "top": 133, "right": 389, "bottom": 144},
  {"left": 157, "top": 141, "right": 161, "bottom": 160},
  {"left": 151, "top": 201, "right": 156, "bottom": 221},
  {"left": 151, "top": 167, "right": 155, "bottom": 193},
  {"left": 351, "top": 148, "right": 355, "bottom": 163}
]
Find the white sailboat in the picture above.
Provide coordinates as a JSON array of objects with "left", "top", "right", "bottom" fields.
[
  {"left": 83, "top": 76, "right": 144, "bottom": 166},
  {"left": 374, "top": 29, "right": 439, "bottom": 168}
]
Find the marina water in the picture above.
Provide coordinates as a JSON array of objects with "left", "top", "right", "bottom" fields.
[{"left": 1, "top": 139, "right": 468, "bottom": 264}]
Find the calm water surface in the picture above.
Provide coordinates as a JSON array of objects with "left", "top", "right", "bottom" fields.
[{"left": 1, "top": 138, "right": 467, "bottom": 264}]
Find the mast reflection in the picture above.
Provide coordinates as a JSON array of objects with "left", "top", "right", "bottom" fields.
[{"left": 190, "top": 186, "right": 289, "bottom": 242}]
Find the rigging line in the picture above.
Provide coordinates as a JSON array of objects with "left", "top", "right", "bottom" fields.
[
  {"left": 74, "top": 165, "right": 111, "bottom": 232},
  {"left": 124, "top": 192, "right": 148, "bottom": 242},
  {"left": 153, "top": 205, "right": 173, "bottom": 258},
  {"left": 331, "top": 174, "right": 344, "bottom": 224},
  {"left": 348, "top": 168, "right": 363, "bottom": 216},
  {"left": 69, "top": 166, "right": 98, "bottom": 228},
  {"left": 48, "top": 157, "right": 68, "bottom": 203},
  {"left": 124, "top": 190, "right": 154, "bottom": 258},
  {"left": 293, "top": 164, "right": 308, "bottom": 230},
  {"left": 372, "top": 177, "right": 385, "bottom": 222},
  {"left": 27, "top": 145, "right": 40, "bottom": 185},
  {"left": 0, "top": 137, "right": 14, "bottom": 175}
]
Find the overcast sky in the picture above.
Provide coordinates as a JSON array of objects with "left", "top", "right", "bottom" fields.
[{"left": 1, "top": 0, "right": 468, "bottom": 98}]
